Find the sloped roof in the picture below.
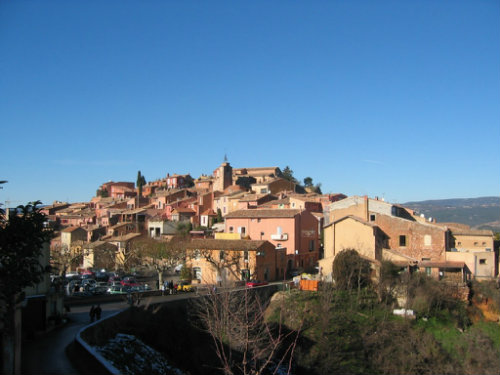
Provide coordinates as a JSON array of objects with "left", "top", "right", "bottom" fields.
[
  {"left": 225, "top": 209, "right": 301, "bottom": 219},
  {"left": 61, "top": 226, "right": 85, "bottom": 233},
  {"left": 324, "top": 215, "right": 378, "bottom": 229},
  {"left": 186, "top": 239, "right": 270, "bottom": 251},
  {"left": 84, "top": 240, "right": 117, "bottom": 249},
  {"left": 172, "top": 207, "right": 196, "bottom": 214},
  {"left": 201, "top": 209, "right": 217, "bottom": 216},
  {"left": 419, "top": 261, "right": 465, "bottom": 269}
]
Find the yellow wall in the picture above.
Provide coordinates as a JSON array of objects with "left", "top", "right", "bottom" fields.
[
  {"left": 446, "top": 250, "right": 495, "bottom": 278},
  {"left": 453, "top": 234, "right": 494, "bottom": 252},
  {"left": 215, "top": 232, "right": 242, "bottom": 240},
  {"left": 334, "top": 219, "right": 376, "bottom": 260}
]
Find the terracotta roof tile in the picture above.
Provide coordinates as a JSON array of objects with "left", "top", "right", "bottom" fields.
[
  {"left": 225, "top": 209, "right": 301, "bottom": 219},
  {"left": 186, "top": 239, "right": 270, "bottom": 251}
]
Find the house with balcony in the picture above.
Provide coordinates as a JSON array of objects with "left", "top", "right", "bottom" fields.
[
  {"left": 224, "top": 208, "right": 320, "bottom": 272},
  {"left": 185, "top": 239, "right": 285, "bottom": 285}
]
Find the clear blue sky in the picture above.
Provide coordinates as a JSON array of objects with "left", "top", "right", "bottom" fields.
[{"left": 1, "top": 0, "right": 499, "bottom": 207}]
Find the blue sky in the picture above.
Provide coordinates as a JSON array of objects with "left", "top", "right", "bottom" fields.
[{"left": 1, "top": 0, "right": 499, "bottom": 206}]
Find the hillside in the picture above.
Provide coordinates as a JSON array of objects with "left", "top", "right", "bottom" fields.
[{"left": 404, "top": 196, "right": 500, "bottom": 232}]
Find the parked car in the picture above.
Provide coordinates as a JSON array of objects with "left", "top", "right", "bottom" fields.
[
  {"left": 82, "top": 279, "right": 97, "bottom": 287},
  {"left": 107, "top": 285, "right": 131, "bottom": 295},
  {"left": 95, "top": 271, "right": 109, "bottom": 281},
  {"left": 90, "top": 282, "right": 109, "bottom": 295},
  {"left": 121, "top": 277, "right": 140, "bottom": 287},
  {"left": 177, "top": 280, "right": 194, "bottom": 292},
  {"left": 108, "top": 275, "right": 122, "bottom": 284},
  {"left": 246, "top": 280, "right": 269, "bottom": 288}
]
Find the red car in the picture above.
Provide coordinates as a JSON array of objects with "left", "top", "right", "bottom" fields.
[
  {"left": 246, "top": 280, "right": 269, "bottom": 288},
  {"left": 120, "top": 277, "right": 140, "bottom": 287}
]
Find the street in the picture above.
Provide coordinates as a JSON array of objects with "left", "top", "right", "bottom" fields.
[{"left": 21, "top": 292, "right": 192, "bottom": 375}]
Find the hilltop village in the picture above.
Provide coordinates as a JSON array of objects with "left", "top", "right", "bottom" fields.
[{"left": 44, "top": 161, "right": 498, "bottom": 285}]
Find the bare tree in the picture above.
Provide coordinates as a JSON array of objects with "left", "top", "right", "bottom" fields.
[
  {"left": 50, "top": 241, "right": 84, "bottom": 275},
  {"left": 196, "top": 248, "right": 249, "bottom": 286},
  {"left": 134, "top": 236, "right": 186, "bottom": 287},
  {"left": 193, "top": 288, "right": 301, "bottom": 375}
]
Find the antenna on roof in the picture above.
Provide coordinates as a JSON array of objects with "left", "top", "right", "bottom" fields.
[{"left": 224, "top": 154, "right": 228, "bottom": 162}]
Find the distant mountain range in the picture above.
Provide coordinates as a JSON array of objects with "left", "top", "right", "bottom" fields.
[{"left": 404, "top": 196, "right": 500, "bottom": 233}]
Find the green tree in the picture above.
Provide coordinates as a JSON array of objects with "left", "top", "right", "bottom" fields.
[
  {"left": 0, "top": 201, "right": 53, "bottom": 374},
  {"left": 176, "top": 221, "right": 193, "bottom": 237},
  {"left": 136, "top": 170, "right": 146, "bottom": 197},
  {"left": 281, "top": 166, "right": 297, "bottom": 183},
  {"left": 303, "top": 177, "right": 313, "bottom": 187},
  {"left": 216, "top": 208, "right": 223, "bottom": 224},
  {"left": 96, "top": 188, "right": 109, "bottom": 198}
]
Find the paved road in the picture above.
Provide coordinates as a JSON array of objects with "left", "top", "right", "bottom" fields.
[
  {"left": 20, "top": 283, "right": 275, "bottom": 375},
  {"left": 21, "top": 293, "right": 191, "bottom": 375}
]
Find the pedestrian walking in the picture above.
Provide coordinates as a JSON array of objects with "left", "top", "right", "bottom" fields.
[
  {"left": 169, "top": 280, "right": 174, "bottom": 295},
  {"left": 160, "top": 282, "right": 165, "bottom": 296},
  {"left": 89, "top": 305, "right": 96, "bottom": 322},
  {"left": 95, "top": 304, "right": 102, "bottom": 320}
]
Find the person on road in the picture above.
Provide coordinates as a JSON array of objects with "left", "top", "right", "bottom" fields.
[
  {"left": 95, "top": 304, "right": 102, "bottom": 320},
  {"left": 89, "top": 305, "right": 96, "bottom": 322}
]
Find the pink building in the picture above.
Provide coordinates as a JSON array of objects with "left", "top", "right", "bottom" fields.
[{"left": 224, "top": 209, "right": 320, "bottom": 272}]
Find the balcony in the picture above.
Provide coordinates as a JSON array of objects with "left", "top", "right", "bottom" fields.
[{"left": 271, "top": 233, "right": 288, "bottom": 241}]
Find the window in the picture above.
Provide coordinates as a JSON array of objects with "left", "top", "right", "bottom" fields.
[
  {"left": 193, "top": 267, "right": 202, "bottom": 280},
  {"left": 482, "top": 242, "right": 486, "bottom": 246},
  {"left": 424, "top": 235, "right": 432, "bottom": 246},
  {"left": 238, "top": 227, "right": 246, "bottom": 235},
  {"left": 219, "top": 250, "right": 224, "bottom": 261},
  {"left": 457, "top": 242, "right": 461, "bottom": 246},
  {"left": 260, "top": 188, "right": 267, "bottom": 194},
  {"left": 194, "top": 249, "right": 201, "bottom": 260},
  {"left": 425, "top": 267, "right": 432, "bottom": 276},
  {"left": 309, "top": 240, "right": 315, "bottom": 251},
  {"left": 474, "top": 242, "right": 478, "bottom": 246},
  {"left": 229, "top": 226, "right": 234, "bottom": 233},
  {"left": 479, "top": 259, "right": 487, "bottom": 265},
  {"left": 370, "top": 214, "right": 376, "bottom": 221},
  {"left": 244, "top": 251, "right": 248, "bottom": 262},
  {"left": 399, "top": 235, "right": 407, "bottom": 247}
]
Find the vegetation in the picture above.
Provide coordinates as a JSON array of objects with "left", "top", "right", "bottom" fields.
[
  {"left": 133, "top": 237, "right": 185, "bottom": 288},
  {"left": 0, "top": 202, "right": 53, "bottom": 373},
  {"left": 281, "top": 166, "right": 297, "bottom": 183},
  {"left": 136, "top": 170, "right": 146, "bottom": 197},
  {"left": 265, "top": 254, "right": 500, "bottom": 375},
  {"left": 96, "top": 188, "right": 109, "bottom": 198}
]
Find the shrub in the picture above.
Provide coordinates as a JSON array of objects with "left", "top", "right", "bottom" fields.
[{"left": 332, "top": 249, "right": 372, "bottom": 291}]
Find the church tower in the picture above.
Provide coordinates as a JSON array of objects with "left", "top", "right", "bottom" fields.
[{"left": 213, "top": 157, "right": 233, "bottom": 192}]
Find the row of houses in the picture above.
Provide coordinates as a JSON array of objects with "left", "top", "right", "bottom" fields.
[
  {"left": 45, "top": 164, "right": 498, "bottom": 287},
  {"left": 17, "top": 163, "right": 499, "bottom": 350}
]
